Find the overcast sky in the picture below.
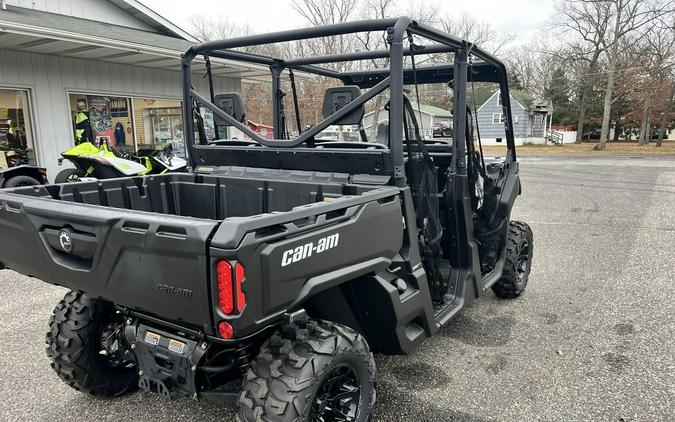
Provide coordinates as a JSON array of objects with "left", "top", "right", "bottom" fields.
[{"left": 140, "top": 0, "right": 555, "bottom": 45}]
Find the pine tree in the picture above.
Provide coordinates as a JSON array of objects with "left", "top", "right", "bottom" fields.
[{"left": 545, "top": 67, "right": 576, "bottom": 125}]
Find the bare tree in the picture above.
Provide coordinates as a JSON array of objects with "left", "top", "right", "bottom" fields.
[
  {"left": 439, "top": 13, "right": 514, "bottom": 54},
  {"left": 595, "top": 0, "right": 666, "bottom": 150},
  {"left": 629, "top": 27, "right": 669, "bottom": 145},
  {"left": 553, "top": 0, "right": 610, "bottom": 142},
  {"left": 644, "top": 16, "right": 675, "bottom": 146},
  {"left": 506, "top": 46, "right": 547, "bottom": 94},
  {"left": 354, "top": 0, "right": 398, "bottom": 138},
  {"left": 291, "top": 0, "right": 359, "bottom": 63},
  {"left": 657, "top": 80, "right": 675, "bottom": 146},
  {"left": 188, "top": 15, "right": 251, "bottom": 42},
  {"left": 405, "top": 1, "right": 440, "bottom": 28}
]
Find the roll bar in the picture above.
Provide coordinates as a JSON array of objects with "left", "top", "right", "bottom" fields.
[{"left": 181, "top": 16, "right": 516, "bottom": 187}]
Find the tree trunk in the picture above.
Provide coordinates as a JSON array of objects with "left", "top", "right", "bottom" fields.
[
  {"left": 639, "top": 96, "right": 651, "bottom": 145},
  {"left": 596, "top": 57, "right": 615, "bottom": 150},
  {"left": 576, "top": 52, "right": 601, "bottom": 144},
  {"left": 576, "top": 91, "right": 587, "bottom": 143},
  {"left": 596, "top": 4, "right": 623, "bottom": 151},
  {"left": 613, "top": 120, "right": 621, "bottom": 142},
  {"left": 656, "top": 81, "right": 675, "bottom": 147}
]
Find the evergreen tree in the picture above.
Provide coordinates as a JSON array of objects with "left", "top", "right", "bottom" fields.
[{"left": 545, "top": 67, "right": 576, "bottom": 125}]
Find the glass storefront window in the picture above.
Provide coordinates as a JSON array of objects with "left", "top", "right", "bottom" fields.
[
  {"left": 132, "top": 98, "right": 184, "bottom": 157},
  {"left": 67, "top": 94, "right": 184, "bottom": 157},
  {"left": 68, "top": 94, "right": 135, "bottom": 152},
  {"left": 0, "top": 88, "right": 36, "bottom": 167}
]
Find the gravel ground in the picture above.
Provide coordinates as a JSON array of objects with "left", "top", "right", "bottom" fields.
[{"left": 0, "top": 155, "right": 674, "bottom": 422}]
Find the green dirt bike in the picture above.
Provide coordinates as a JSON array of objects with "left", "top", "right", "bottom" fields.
[{"left": 55, "top": 142, "right": 187, "bottom": 183}]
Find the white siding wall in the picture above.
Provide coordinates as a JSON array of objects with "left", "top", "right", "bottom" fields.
[
  {"left": 0, "top": 48, "right": 240, "bottom": 180},
  {"left": 4, "top": 0, "right": 155, "bottom": 31}
]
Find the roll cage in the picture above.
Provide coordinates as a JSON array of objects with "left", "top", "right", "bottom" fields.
[{"left": 180, "top": 16, "right": 516, "bottom": 187}]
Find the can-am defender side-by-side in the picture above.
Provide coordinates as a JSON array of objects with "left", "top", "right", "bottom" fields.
[{"left": 0, "top": 18, "right": 533, "bottom": 421}]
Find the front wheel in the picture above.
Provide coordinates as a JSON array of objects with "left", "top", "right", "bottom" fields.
[
  {"left": 3, "top": 175, "right": 41, "bottom": 188},
  {"left": 492, "top": 221, "right": 534, "bottom": 299},
  {"left": 55, "top": 168, "right": 86, "bottom": 183},
  {"left": 46, "top": 291, "right": 138, "bottom": 397},
  {"left": 238, "top": 320, "right": 376, "bottom": 422}
]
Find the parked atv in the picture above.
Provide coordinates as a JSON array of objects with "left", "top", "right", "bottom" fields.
[
  {"left": 55, "top": 141, "right": 186, "bottom": 183},
  {"left": 0, "top": 18, "right": 533, "bottom": 421},
  {"left": 0, "top": 149, "right": 48, "bottom": 188}
]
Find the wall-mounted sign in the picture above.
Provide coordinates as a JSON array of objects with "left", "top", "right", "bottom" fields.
[{"left": 109, "top": 97, "right": 129, "bottom": 117}]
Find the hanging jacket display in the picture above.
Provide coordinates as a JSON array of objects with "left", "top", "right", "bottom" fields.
[{"left": 114, "top": 122, "right": 126, "bottom": 146}]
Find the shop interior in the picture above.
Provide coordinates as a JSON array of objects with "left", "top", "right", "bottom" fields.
[{"left": 0, "top": 88, "right": 36, "bottom": 168}]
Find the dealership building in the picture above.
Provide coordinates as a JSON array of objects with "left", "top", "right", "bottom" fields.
[{"left": 0, "top": 0, "right": 264, "bottom": 180}]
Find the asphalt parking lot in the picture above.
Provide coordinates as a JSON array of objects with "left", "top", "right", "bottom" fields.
[{"left": 1, "top": 155, "right": 674, "bottom": 421}]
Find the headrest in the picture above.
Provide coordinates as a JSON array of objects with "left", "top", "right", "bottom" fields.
[
  {"left": 213, "top": 93, "right": 246, "bottom": 126},
  {"left": 322, "top": 86, "right": 364, "bottom": 126}
]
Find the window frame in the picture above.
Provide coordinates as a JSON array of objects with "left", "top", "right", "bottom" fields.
[{"left": 492, "top": 113, "right": 504, "bottom": 124}]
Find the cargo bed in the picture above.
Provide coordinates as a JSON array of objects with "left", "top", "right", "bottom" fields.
[{"left": 0, "top": 170, "right": 403, "bottom": 335}]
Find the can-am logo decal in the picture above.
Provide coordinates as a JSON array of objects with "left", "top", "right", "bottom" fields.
[
  {"left": 58, "top": 230, "right": 72, "bottom": 253},
  {"left": 156, "top": 283, "right": 193, "bottom": 298},
  {"left": 281, "top": 233, "right": 340, "bottom": 267}
]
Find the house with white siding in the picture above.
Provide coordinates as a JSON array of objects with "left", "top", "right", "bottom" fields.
[{"left": 0, "top": 0, "right": 261, "bottom": 180}]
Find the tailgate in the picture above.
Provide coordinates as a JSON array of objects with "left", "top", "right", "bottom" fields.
[{"left": 0, "top": 192, "right": 218, "bottom": 330}]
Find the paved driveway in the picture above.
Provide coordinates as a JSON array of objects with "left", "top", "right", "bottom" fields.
[{"left": 1, "top": 155, "right": 673, "bottom": 421}]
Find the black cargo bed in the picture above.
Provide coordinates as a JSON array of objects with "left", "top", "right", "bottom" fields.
[{"left": 0, "top": 171, "right": 389, "bottom": 333}]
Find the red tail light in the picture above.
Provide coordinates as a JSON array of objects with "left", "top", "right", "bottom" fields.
[
  {"left": 216, "top": 260, "right": 234, "bottom": 314},
  {"left": 235, "top": 263, "right": 246, "bottom": 312},
  {"left": 218, "top": 321, "right": 234, "bottom": 339}
]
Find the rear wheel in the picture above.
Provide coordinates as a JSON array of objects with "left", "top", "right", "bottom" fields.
[
  {"left": 238, "top": 320, "right": 376, "bottom": 422},
  {"left": 55, "top": 168, "right": 85, "bottom": 183},
  {"left": 492, "top": 221, "right": 533, "bottom": 299},
  {"left": 46, "top": 291, "right": 138, "bottom": 397},
  {"left": 4, "top": 175, "right": 40, "bottom": 188}
]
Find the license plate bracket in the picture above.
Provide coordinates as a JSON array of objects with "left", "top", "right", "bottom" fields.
[{"left": 126, "top": 323, "right": 207, "bottom": 400}]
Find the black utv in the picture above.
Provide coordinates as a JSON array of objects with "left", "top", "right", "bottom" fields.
[{"left": 0, "top": 17, "right": 533, "bottom": 421}]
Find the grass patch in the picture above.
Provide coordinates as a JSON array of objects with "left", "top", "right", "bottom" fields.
[{"left": 482, "top": 141, "right": 675, "bottom": 155}]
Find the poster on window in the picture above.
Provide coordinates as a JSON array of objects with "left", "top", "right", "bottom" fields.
[
  {"left": 87, "top": 96, "right": 113, "bottom": 146},
  {"left": 109, "top": 97, "right": 129, "bottom": 117}
]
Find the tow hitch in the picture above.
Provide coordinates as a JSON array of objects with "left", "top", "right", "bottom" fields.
[{"left": 125, "top": 323, "right": 207, "bottom": 400}]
